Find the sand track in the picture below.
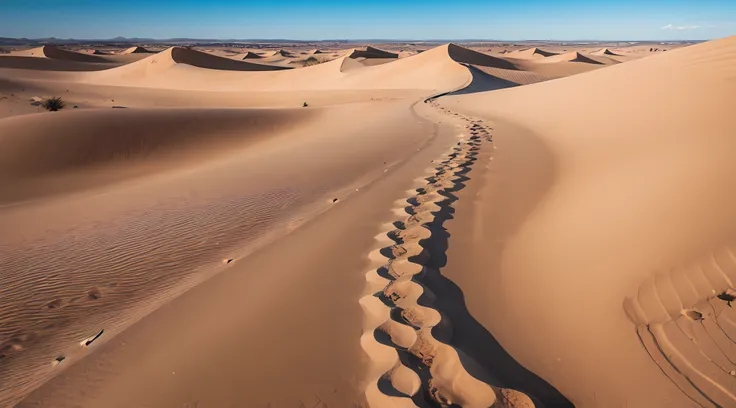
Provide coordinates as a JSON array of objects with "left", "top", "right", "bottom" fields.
[
  {"left": 360, "top": 103, "right": 533, "bottom": 407},
  {"left": 624, "top": 247, "right": 736, "bottom": 407}
]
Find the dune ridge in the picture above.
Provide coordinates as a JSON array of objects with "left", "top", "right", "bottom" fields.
[
  {"left": 507, "top": 47, "right": 557, "bottom": 59},
  {"left": 81, "top": 43, "right": 478, "bottom": 92},
  {"left": 591, "top": 48, "right": 621, "bottom": 56},
  {"left": 9, "top": 45, "right": 109, "bottom": 63},
  {"left": 436, "top": 35, "right": 736, "bottom": 406},
  {"left": 350, "top": 46, "right": 399, "bottom": 59},
  {"left": 120, "top": 46, "right": 154, "bottom": 54},
  {"left": 535, "top": 51, "right": 602, "bottom": 64},
  {"left": 234, "top": 51, "right": 264, "bottom": 59}
]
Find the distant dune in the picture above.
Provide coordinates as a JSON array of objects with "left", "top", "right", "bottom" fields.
[
  {"left": 261, "top": 49, "right": 293, "bottom": 58},
  {"left": 120, "top": 46, "right": 154, "bottom": 54},
  {"left": 507, "top": 47, "right": 558, "bottom": 59},
  {"left": 234, "top": 51, "right": 263, "bottom": 59},
  {"left": 536, "top": 51, "right": 602, "bottom": 64},
  {"left": 349, "top": 46, "right": 398, "bottom": 59},
  {"left": 591, "top": 47, "right": 622, "bottom": 56},
  {"left": 9, "top": 45, "right": 109, "bottom": 63}
]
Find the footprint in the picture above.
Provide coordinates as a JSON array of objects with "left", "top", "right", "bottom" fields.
[
  {"left": 46, "top": 299, "right": 63, "bottom": 309},
  {"left": 87, "top": 288, "right": 101, "bottom": 300}
]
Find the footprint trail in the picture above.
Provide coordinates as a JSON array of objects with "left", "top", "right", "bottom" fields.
[{"left": 360, "top": 103, "right": 533, "bottom": 408}]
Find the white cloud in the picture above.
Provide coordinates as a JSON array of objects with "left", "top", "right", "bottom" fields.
[{"left": 661, "top": 24, "right": 701, "bottom": 30}]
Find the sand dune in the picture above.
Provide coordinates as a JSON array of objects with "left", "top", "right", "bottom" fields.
[
  {"left": 446, "top": 43, "right": 517, "bottom": 69},
  {"left": 1, "top": 31, "right": 723, "bottom": 408},
  {"left": 10, "top": 45, "right": 109, "bottom": 63},
  {"left": 507, "top": 47, "right": 558, "bottom": 59},
  {"left": 233, "top": 51, "right": 264, "bottom": 59},
  {"left": 166, "top": 46, "right": 290, "bottom": 70},
  {"left": 349, "top": 46, "right": 399, "bottom": 59},
  {"left": 0, "top": 56, "right": 116, "bottom": 71},
  {"left": 120, "top": 46, "right": 154, "bottom": 54},
  {"left": 4, "top": 99, "right": 450, "bottom": 408},
  {"left": 80, "top": 46, "right": 289, "bottom": 84},
  {"left": 80, "top": 43, "right": 481, "bottom": 92},
  {"left": 261, "top": 49, "right": 293, "bottom": 58},
  {"left": 591, "top": 47, "right": 621, "bottom": 56},
  {"left": 438, "top": 35, "right": 736, "bottom": 407},
  {"left": 535, "top": 51, "right": 602, "bottom": 64},
  {"left": 0, "top": 108, "right": 313, "bottom": 204}
]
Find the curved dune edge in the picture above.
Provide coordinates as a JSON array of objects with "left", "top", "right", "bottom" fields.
[
  {"left": 507, "top": 47, "right": 558, "bottom": 59},
  {"left": 623, "top": 246, "right": 736, "bottom": 407},
  {"left": 350, "top": 46, "right": 399, "bottom": 59},
  {"left": 591, "top": 48, "right": 621, "bottom": 56},
  {"left": 9, "top": 45, "right": 109, "bottom": 63},
  {"left": 535, "top": 51, "right": 602, "bottom": 64},
  {"left": 168, "top": 46, "right": 290, "bottom": 71},
  {"left": 82, "top": 43, "right": 476, "bottom": 93},
  {"left": 359, "top": 109, "right": 533, "bottom": 407},
  {"left": 233, "top": 51, "right": 263, "bottom": 60},
  {"left": 446, "top": 43, "right": 518, "bottom": 70},
  {"left": 120, "top": 46, "right": 155, "bottom": 54},
  {"left": 433, "top": 35, "right": 736, "bottom": 406}
]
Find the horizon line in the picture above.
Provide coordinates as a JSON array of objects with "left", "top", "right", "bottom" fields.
[{"left": 0, "top": 36, "right": 709, "bottom": 43}]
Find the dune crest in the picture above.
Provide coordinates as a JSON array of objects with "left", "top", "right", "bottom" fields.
[
  {"left": 10, "top": 45, "right": 108, "bottom": 63},
  {"left": 234, "top": 51, "right": 263, "bottom": 59},
  {"left": 508, "top": 47, "right": 558, "bottom": 59},
  {"left": 438, "top": 35, "right": 736, "bottom": 407},
  {"left": 535, "top": 51, "right": 602, "bottom": 64},
  {"left": 120, "top": 46, "right": 154, "bottom": 54},
  {"left": 349, "top": 46, "right": 399, "bottom": 59},
  {"left": 591, "top": 47, "right": 621, "bottom": 56}
]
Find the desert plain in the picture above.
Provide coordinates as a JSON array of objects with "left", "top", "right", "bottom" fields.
[{"left": 0, "top": 35, "right": 735, "bottom": 408}]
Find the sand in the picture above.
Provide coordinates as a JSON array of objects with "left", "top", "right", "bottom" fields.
[
  {"left": 436, "top": 35, "right": 736, "bottom": 407},
  {"left": 0, "top": 35, "right": 729, "bottom": 408}
]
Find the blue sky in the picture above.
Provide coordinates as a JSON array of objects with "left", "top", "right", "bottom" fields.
[{"left": 1, "top": 0, "right": 734, "bottom": 40}]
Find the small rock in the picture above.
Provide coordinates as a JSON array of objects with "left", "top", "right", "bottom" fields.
[{"left": 332, "top": 198, "right": 338, "bottom": 203}]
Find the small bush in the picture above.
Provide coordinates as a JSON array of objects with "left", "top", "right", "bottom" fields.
[
  {"left": 42, "top": 96, "right": 65, "bottom": 112},
  {"left": 304, "top": 56, "right": 321, "bottom": 67}
]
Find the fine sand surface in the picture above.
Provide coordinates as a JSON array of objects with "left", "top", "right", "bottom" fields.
[
  {"left": 0, "top": 35, "right": 730, "bottom": 408},
  {"left": 437, "top": 35, "right": 736, "bottom": 407}
]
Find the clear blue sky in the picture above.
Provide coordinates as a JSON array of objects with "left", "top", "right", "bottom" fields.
[{"left": 2, "top": 0, "right": 734, "bottom": 40}]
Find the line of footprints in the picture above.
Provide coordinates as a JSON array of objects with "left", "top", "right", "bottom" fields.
[{"left": 360, "top": 107, "right": 533, "bottom": 407}]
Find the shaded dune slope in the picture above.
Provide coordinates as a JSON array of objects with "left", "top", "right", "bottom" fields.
[
  {"left": 121, "top": 46, "right": 154, "bottom": 54},
  {"left": 536, "top": 51, "right": 603, "bottom": 64},
  {"left": 349, "top": 46, "right": 399, "bottom": 59},
  {"left": 438, "top": 35, "right": 736, "bottom": 407},
  {"left": 234, "top": 51, "right": 263, "bottom": 60},
  {"left": 0, "top": 108, "right": 313, "bottom": 204},
  {"left": 261, "top": 49, "right": 293, "bottom": 58},
  {"left": 10, "top": 45, "right": 109, "bottom": 63},
  {"left": 80, "top": 43, "right": 539, "bottom": 94},
  {"left": 591, "top": 48, "right": 621, "bottom": 56},
  {"left": 446, "top": 43, "right": 517, "bottom": 70},
  {"left": 168, "top": 47, "right": 290, "bottom": 71},
  {"left": 0, "top": 56, "right": 116, "bottom": 71},
  {"left": 508, "top": 47, "right": 558, "bottom": 59}
]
